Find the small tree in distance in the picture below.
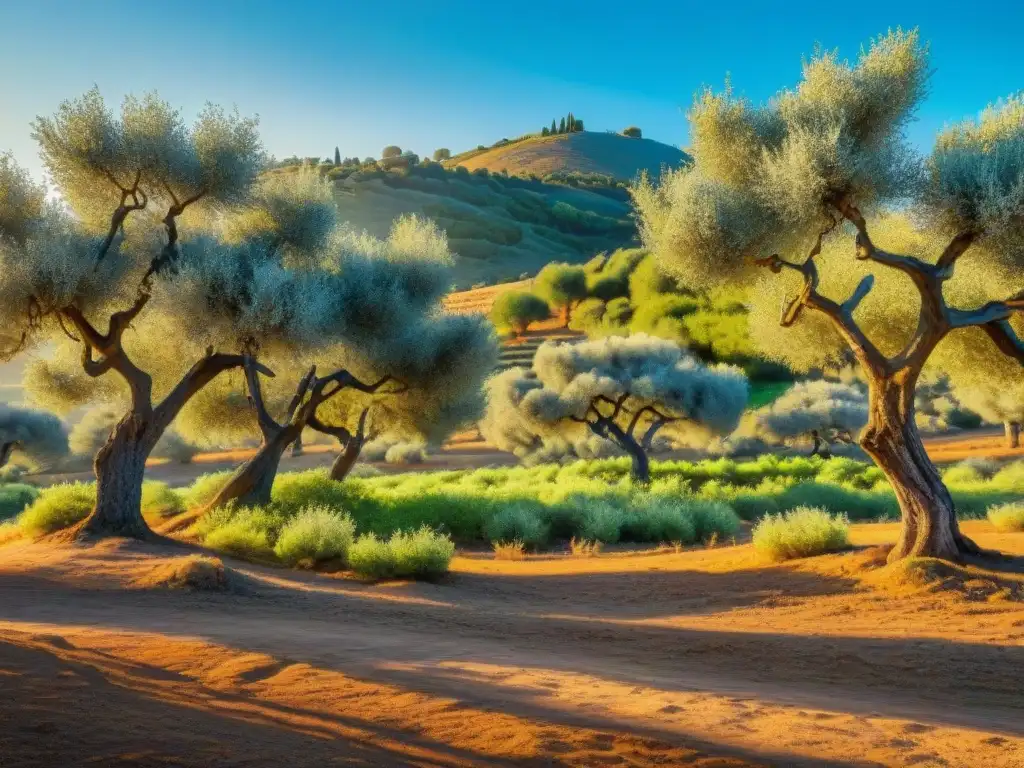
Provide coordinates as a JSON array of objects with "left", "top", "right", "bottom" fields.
[
  {"left": 481, "top": 334, "right": 748, "bottom": 482},
  {"left": 334, "top": 146, "right": 341, "bottom": 165},
  {"left": 432, "top": 148, "right": 451, "bottom": 162},
  {"left": 534, "top": 263, "right": 587, "bottom": 327},
  {"left": 381, "top": 145, "right": 402, "bottom": 159},
  {"left": 735, "top": 381, "right": 868, "bottom": 458},
  {"left": 490, "top": 291, "right": 550, "bottom": 338},
  {"left": 633, "top": 30, "right": 1024, "bottom": 561},
  {"left": 0, "top": 404, "right": 67, "bottom": 471},
  {"left": 622, "top": 126, "right": 642, "bottom": 138}
]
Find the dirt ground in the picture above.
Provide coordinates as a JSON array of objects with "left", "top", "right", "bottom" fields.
[{"left": 1, "top": 522, "right": 1023, "bottom": 767}]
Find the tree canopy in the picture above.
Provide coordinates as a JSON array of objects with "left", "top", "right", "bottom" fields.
[
  {"left": 481, "top": 334, "right": 748, "bottom": 481},
  {"left": 633, "top": 29, "right": 1024, "bottom": 561}
]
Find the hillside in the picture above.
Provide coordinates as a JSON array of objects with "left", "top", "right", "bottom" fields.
[
  {"left": 328, "top": 164, "right": 638, "bottom": 289},
  {"left": 447, "top": 131, "right": 690, "bottom": 182}
]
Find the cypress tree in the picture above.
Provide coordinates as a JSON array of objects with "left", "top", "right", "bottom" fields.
[
  {"left": 559, "top": 116, "right": 566, "bottom": 133},
  {"left": 334, "top": 146, "right": 341, "bottom": 165},
  {"left": 551, "top": 119, "right": 557, "bottom": 134}
]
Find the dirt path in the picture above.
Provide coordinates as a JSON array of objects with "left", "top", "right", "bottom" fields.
[{"left": 1, "top": 523, "right": 1023, "bottom": 766}]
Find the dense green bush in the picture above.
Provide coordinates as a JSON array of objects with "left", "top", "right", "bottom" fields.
[
  {"left": 348, "top": 527, "right": 455, "bottom": 579},
  {"left": 484, "top": 503, "right": 549, "bottom": 548},
  {"left": 622, "top": 126, "right": 642, "bottom": 138},
  {"left": 18, "top": 482, "right": 96, "bottom": 535},
  {"left": 753, "top": 507, "right": 851, "bottom": 561},
  {"left": 490, "top": 290, "right": 550, "bottom": 335},
  {"left": 274, "top": 506, "right": 356, "bottom": 565},
  {"left": 0, "top": 484, "right": 40, "bottom": 521}
]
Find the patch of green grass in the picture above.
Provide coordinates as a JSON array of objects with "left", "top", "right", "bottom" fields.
[
  {"left": 483, "top": 503, "right": 549, "bottom": 548},
  {"left": 141, "top": 482, "right": 186, "bottom": 520},
  {"left": 18, "top": 482, "right": 95, "bottom": 536},
  {"left": 752, "top": 507, "right": 851, "bottom": 562},
  {"left": 181, "top": 471, "right": 235, "bottom": 510}
]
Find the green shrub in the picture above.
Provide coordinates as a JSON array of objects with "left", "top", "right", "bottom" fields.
[
  {"left": 202, "top": 509, "right": 276, "bottom": 560},
  {"left": 579, "top": 501, "right": 625, "bottom": 543},
  {"left": 271, "top": 469, "right": 349, "bottom": 512},
  {"left": 0, "top": 483, "right": 40, "bottom": 521},
  {"left": 19, "top": 482, "right": 94, "bottom": 535},
  {"left": 388, "top": 526, "right": 456, "bottom": 578},
  {"left": 490, "top": 291, "right": 550, "bottom": 334},
  {"left": 484, "top": 504, "right": 549, "bottom": 548},
  {"left": 753, "top": 507, "right": 850, "bottom": 561},
  {"left": 348, "top": 533, "right": 395, "bottom": 577},
  {"left": 688, "top": 499, "right": 742, "bottom": 541},
  {"left": 348, "top": 527, "right": 454, "bottom": 579},
  {"left": 181, "top": 471, "right": 235, "bottom": 510},
  {"left": 623, "top": 498, "right": 696, "bottom": 543},
  {"left": 987, "top": 503, "right": 1024, "bottom": 532},
  {"left": 274, "top": 506, "right": 356, "bottom": 566},
  {"left": 141, "top": 481, "right": 186, "bottom": 520},
  {"left": 991, "top": 460, "right": 1024, "bottom": 493}
]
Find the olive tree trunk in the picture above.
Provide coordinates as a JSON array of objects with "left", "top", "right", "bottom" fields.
[
  {"left": 206, "top": 425, "right": 300, "bottom": 510},
  {"left": 1005, "top": 421, "right": 1021, "bottom": 449},
  {"left": 86, "top": 417, "right": 152, "bottom": 537},
  {"left": 859, "top": 372, "right": 978, "bottom": 563}
]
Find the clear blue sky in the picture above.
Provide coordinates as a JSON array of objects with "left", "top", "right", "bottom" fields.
[{"left": 2, "top": 0, "right": 1022, "bottom": 183}]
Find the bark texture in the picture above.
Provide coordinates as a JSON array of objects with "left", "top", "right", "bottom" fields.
[
  {"left": 1005, "top": 421, "right": 1021, "bottom": 450},
  {"left": 859, "top": 375, "right": 978, "bottom": 563},
  {"left": 206, "top": 425, "right": 300, "bottom": 510},
  {"left": 329, "top": 409, "right": 369, "bottom": 482}
]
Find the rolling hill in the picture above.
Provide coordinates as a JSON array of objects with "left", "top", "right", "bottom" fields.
[{"left": 446, "top": 131, "right": 690, "bottom": 182}]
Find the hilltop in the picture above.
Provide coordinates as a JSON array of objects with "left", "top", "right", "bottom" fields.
[{"left": 447, "top": 131, "right": 690, "bottom": 182}]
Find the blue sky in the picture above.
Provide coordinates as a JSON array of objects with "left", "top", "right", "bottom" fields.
[{"left": 2, "top": 0, "right": 1022, "bottom": 182}]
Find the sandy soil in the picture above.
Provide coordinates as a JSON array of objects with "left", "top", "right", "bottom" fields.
[{"left": 1, "top": 522, "right": 1023, "bottom": 767}]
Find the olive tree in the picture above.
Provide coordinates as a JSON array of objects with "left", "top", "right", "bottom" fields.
[
  {"left": 0, "top": 89, "right": 305, "bottom": 537},
  {"left": 164, "top": 185, "right": 497, "bottom": 509},
  {"left": 0, "top": 404, "right": 68, "bottom": 471},
  {"left": 490, "top": 290, "right": 549, "bottom": 337},
  {"left": 480, "top": 334, "right": 748, "bottom": 482},
  {"left": 736, "top": 380, "right": 868, "bottom": 457},
  {"left": 633, "top": 30, "right": 1024, "bottom": 561},
  {"left": 534, "top": 263, "right": 587, "bottom": 326}
]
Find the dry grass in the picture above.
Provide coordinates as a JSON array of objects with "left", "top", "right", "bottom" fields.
[
  {"left": 569, "top": 537, "right": 602, "bottom": 557},
  {"left": 492, "top": 539, "right": 527, "bottom": 560},
  {"left": 133, "top": 555, "right": 231, "bottom": 591}
]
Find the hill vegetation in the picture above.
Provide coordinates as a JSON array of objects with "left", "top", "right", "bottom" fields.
[{"left": 446, "top": 131, "right": 690, "bottom": 182}]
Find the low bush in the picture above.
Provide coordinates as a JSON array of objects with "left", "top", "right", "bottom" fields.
[
  {"left": 0, "top": 483, "right": 40, "bottom": 521},
  {"left": 141, "top": 482, "right": 186, "bottom": 520},
  {"left": 752, "top": 507, "right": 850, "bottom": 562},
  {"left": 18, "top": 482, "right": 95, "bottom": 535},
  {"left": 385, "top": 442, "right": 427, "bottom": 464},
  {"left": 202, "top": 510, "right": 274, "bottom": 560},
  {"left": 987, "top": 503, "right": 1024, "bottom": 532},
  {"left": 484, "top": 503, "right": 549, "bottom": 548},
  {"left": 181, "top": 471, "right": 235, "bottom": 510},
  {"left": 349, "top": 526, "right": 454, "bottom": 579},
  {"left": 273, "top": 506, "right": 356, "bottom": 566}
]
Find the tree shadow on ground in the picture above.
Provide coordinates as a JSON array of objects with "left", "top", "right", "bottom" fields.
[{"left": 0, "top": 633, "right": 854, "bottom": 768}]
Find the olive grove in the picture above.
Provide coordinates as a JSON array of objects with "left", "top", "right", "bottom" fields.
[
  {"left": 0, "top": 404, "right": 67, "bottom": 471},
  {"left": 480, "top": 334, "right": 748, "bottom": 482},
  {"left": 633, "top": 30, "right": 1024, "bottom": 561}
]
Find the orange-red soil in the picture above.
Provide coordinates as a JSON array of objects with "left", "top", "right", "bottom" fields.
[{"left": 1, "top": 522, "right": 1023, "bottom": 767}]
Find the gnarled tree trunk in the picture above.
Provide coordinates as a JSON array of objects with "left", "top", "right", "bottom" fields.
[
  {"left": 1005, "top": 421, "right": 1021, "bottom": 449},
  {"left": 289, "top": 431, "right": 304, "bottom": 457},
  {"left": 329, "top": 409, "right": 369, "bottom": 482},
  {"left": 206, "top": 424, "right": 300, "bottom": 510},
  {"left": 859, "top": 371, "right": 978, "bottom": 563},
  {"left": 85, "top": 416, "right": 152, "bottom": 538}
]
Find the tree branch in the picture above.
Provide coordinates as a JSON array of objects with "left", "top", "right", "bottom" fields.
[
  {"left": 243, "top": 354, "right": 282, "bottom": 437},
  {"left": 979, "top": 319, "right": 1024, "bottom": 364},
  {"left": 153, "top": 350, "right": 274, "bottom": 439},
  {"left": 626, "top": 405, "right": 676, "bottom": 439},
  {"left": 283, "top": 366, "right": 317, "bottom": 423},
  {"left": 96, "top": 171, "right": 147, "bottom": 263},
  {"left": 307, "top": 413, "right": 353, "bottom": 442},
  {"left": 935, "top": 230, "right": 979, "bottom": 276}
]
